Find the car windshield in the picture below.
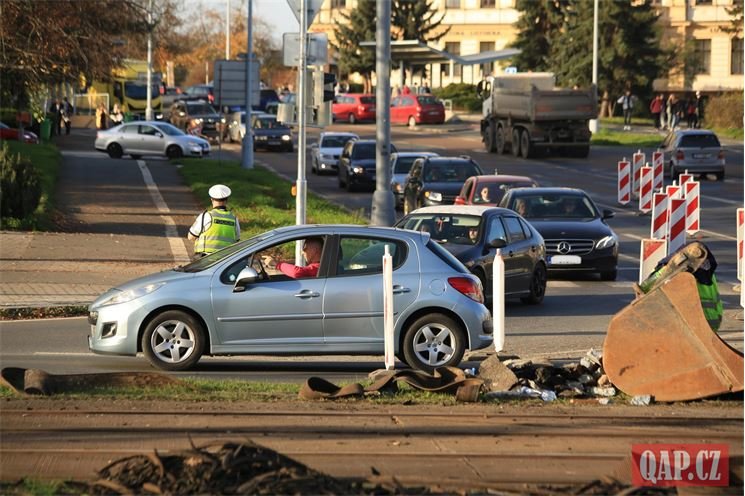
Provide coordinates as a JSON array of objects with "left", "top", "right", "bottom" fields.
[
  {"left": 509, "top": 193, "right": 597, "bottom": 219},
  {"left": 398, "top": 214, "right": 482, "bottom": 245},
  {"left": 679, "top": 134, "right": 720, "bottom": 148},
  {"left": 475, "top": 181, "right": 535, "bottom": 204},
  {"left": 352, "top": 142, "right": 376, "bottom": 159},
  {"left": 393, "top": 156, "right": 423, "bottom": 174},
  {"left": 187, "top": 103, "right": 217, "bottom": 114},
  {"left": 124, "top": 82, "right": 161, "bottom": 99},
  {"left": 153, "top": 123, "right": 185, "bottom": 136},
  {"left": 417, "top": 96, "right": 439, "bottom": 105},
  {"left": 176, "top": 231, "right": 277, "bottom": 272},
  {"left": 255, "top": 117, "right": 285, "bottom": 129},
  {"left": 424, "top": 162, "right": 482, "bottom": 182},
  {"left": 359, "top": 96, "right": 375, "bottom": 104},
  {"left": 322, "top": 136, "right": 354, "bottom": 148}
]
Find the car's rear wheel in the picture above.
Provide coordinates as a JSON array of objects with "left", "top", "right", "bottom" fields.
[
  {"left": 402, "top": 313, "right": 466, "bottom": 373},
  {"left": 521, "top": 263, "right": 547, "bottom": 305},
  {"left": 600, "top": 269, "right": 618, "bottom": 281},
  {"left": 348, "top": 113, "right": 356, "bottom": 124},
  {"left": 408, "top": 116, "right": 416, "bottom": 128},
  {"left": 142, "top": 310, "right": 205, "bottom": 371},
  {"left": 511, "top": 129, "right": 521, "bottom": 157},
  {"left": 520, "top": 130, "right": 532, "bottom": 159},
  {"left": 107, "top": 143, "right": 123, "bottom": 159},
  {"left": 495, "top": 126, "right": 506, "bottom": 154},
  {"left": 166, "top": 145, "right": 183, "bottom": 159}
]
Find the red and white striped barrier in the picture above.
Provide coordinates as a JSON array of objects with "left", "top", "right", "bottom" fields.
[
  {"left": 618, "top": 159, "right": 631, "bottom": 205},
  {"left": 638, "top": 166, "right": 653, "bottom": 213},
  {"left": 668, "top": 197, "right": 687, "bottom": 254},
  {"left": 666, "top": 181, "right": 682, "bottom": 200},
  {"left": 737, "top": 208, "right": 744, "bottom": 283},
  {"left": 652, "top": 150, "right": 663, "bottom": 191},
  {"left": 632, "top": 150, "right": 645, "bottom": 196},
  {"left": 650, "top": 192, "right": 669, "bottom": 240},
  {"left": 678, "top": 171, "right": 693, "bottom": 186},
  {"left": 640, "top": 238, "right": 668, "bottom": 284},
  {"left": 684, "top": 180, "right": 700, "bottom": 235}
]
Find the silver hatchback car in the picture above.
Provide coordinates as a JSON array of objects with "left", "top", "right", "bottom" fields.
[
  {"left": 661, "top": 129, "right": 725, "bottom": 180},
  {"left": 94, "top": 121, "right": 209, "bottom": 160},
  {"left": 88, "top": 225, "right": 493, "bottom": 372}
]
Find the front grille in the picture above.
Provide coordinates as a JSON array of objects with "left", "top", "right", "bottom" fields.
[{"left": 545, "top": 239, "right": 595, "bottom": 256}]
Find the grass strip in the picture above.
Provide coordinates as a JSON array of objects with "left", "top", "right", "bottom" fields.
[
  {"left": 0, "top": 305, "right": 88, "bottom": 321},
  {"left": 590, "top": 128, "right": 663, "bottom": 148}
]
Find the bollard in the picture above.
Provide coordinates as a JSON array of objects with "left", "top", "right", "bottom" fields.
[
  {"left": 738, "top": 208, "right": 744, "bottom": 283},
  {"left": 650, "top": 192, "right": 669, "bottom": 240},
  {"left": 666, "top": 181, "right": 682, "bottom": 200},
  {"left": 638, "top": 165, "right": 653, "bottom": 214},
  {"left": 618, "top": 158, "right": 631, "bottom": 205},
  {"left": 678, "top": 170, "right": 693, "bottom": 186},
  {"left": 668, "top": 198, "right": 687, "bottom": 255},
  {"left": 652, "top": 150, "right": 664, "bottom": 191},
  {"left": 382, "top": 245, "right": 395, "bottom": 370},
  {"left": 632, "top": 150, "right": 645, "bottom": 197},
  {"left": 684, "top": 180, "right": 700, "bottom": 235},
  {"left": 492, "top": 249, "right": 505, "bottom": 353},
  {"left": 639, "top": 239, "right": 668, "bottom": 284}
]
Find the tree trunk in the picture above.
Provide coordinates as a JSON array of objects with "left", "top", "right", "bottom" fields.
[{"left": 600, "top": 90, "right": 611, "bottom": 118}]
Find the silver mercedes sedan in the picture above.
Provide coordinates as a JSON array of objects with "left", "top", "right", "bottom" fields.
[
  {"left": 88, "top": 225, "right": 493, "bottom": 372},
  {"left": 94, "top": 121, "right": 210, "bottom": 160}
]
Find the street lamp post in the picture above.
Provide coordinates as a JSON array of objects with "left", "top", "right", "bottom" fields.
[
  {"left": 589, "top": 0, "right": 599, "bottom": 133},
  {"left": 241, "top": 0, "right": 255, "bottom": 169},
  {"left": 145, "top": 0, "right": 153, "bottom": 121},
  {"left": 226, "top": 0, "right": 231, "bottom": 60}
]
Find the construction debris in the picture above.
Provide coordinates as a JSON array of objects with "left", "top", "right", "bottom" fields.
[{"left": 0, "top": 367, "right": 182, "bottom": 395}]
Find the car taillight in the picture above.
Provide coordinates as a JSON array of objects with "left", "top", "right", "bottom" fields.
[
  {"left": 676, "top": 150, "right": 684, "bottom": 160},
  {"left": 718, "top": 150, "right": 724, "bottom": 160},
  {"left": 448, "top": 276, "right": 484, "bottom": 304},
  {"left": 358, "top": 106, "right": 366, "bottom": 112}
]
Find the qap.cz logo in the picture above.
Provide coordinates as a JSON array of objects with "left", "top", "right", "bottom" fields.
[{"left": 632, "top": 444, "right": 729, "bottom": 487}]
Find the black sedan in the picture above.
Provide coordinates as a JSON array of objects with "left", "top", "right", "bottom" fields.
[
  {"left": 402, "top": 156, "right": 484, "bottom": 215},
  {"left": 251, "top": 115, "right": 293, "bottom": 152},
  {"left": 338, "top": 139, "right": 398, "bottom": 192},
  {"left": 395, "top": 205, "right": 547, "bottom": 305},
  {"left": 499, "top": 187, "right": 618, "bottom": 280}
]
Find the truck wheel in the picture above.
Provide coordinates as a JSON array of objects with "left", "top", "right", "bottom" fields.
[
  {"left": 484, "top": 124, "right": 496, "bottom": 152},
  {"left": 511, "top": 129, "right": 521, "bottom": 157},
  {"left": 495, "top": 126, "right": 506, "bottom": 154},
  {"left": 520, "top": 130, "right": 532, "bottom": 159},
  {"left": 574, "top": 145, "right": 590, "bottom": 158}
]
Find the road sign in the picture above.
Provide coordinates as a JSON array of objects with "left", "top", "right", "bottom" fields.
[
  {"left": 213, "top": 59, "right": 260, "bottom": 108},
  {"left": 282, "top": 32, "right": 328, "bottom": 66},
  {"left": 286, "top": 0, "right": 323, "bottom": 24}
]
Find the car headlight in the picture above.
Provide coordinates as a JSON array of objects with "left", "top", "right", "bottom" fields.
[
  {"left": 192, "top": 118, "right": 203, "bottom": 125},
  {"left": 155, "top": 113, "right": 164, "bottom": 120},
  {"left": 220, "top": 117, "right": 226, "bottom": 123},
  {"left": 353, "top": 166, "right": 365, "bottom": 174},
  {"left": 96, "top": 282, "right": 166, "bottom": 307},
  {"left": 596, "top": 235, "right": 617, "bottom": 250},
  {"left": 425, "top": 191, "right": 443, "bottom": 202},
  {"left": 281, "top": 135, "right": 291, "bottom": 141}
]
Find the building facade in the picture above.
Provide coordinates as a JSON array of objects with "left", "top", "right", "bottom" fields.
[{"left": 310, "top": 0, "right": 743, "bottom": 92}]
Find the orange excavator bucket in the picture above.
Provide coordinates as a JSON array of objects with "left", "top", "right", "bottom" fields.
[{"left": 603, "top": 272, "right": 743, "bottom": 402}]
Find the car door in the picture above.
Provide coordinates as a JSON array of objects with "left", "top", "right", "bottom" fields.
[
  {"left": 116, "top": 124, "right": 140, "bottom": 153},
  {"left": 501, "top": 215, "right": 534, "bottom": 293},
  {"left": 322, "top": 235, "right": 419, "bottom": 352},
  {"left": 390, "top": 96, "right": 402, "bottom": 123},
  {"left": 209, "top": 240, "right": 326, "bottom": 351},
  {"left": 138, "top": 124, "right": 163, "bottom": 154},
  {"left": 483, "top": 215, "right": 517, "bottom": 294}
]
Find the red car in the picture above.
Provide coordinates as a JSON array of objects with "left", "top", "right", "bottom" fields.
[
  {"left": 455, "top": 174, "right": 539, "bottom": 206},
  {"left": 0, "top": 122, "right": 39, "bottom": 144},
  {"left": 391, "top": 94, "right": 445, "bottom": 126},
  {"left": 332, "top": 94, "right": 375, "bottom": 124}
]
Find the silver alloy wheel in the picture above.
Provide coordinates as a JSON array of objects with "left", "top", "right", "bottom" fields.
[
  {"left": 411, "top": 322, "right": 456, "bottom": 366},
  {"left": 149, "top": 319, "right": 196, "bottom": 364}
]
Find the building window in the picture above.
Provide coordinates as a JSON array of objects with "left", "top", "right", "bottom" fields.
[
  {"left": 694, "top": 0, "right": 713, "bottom": 4},
  {"left": 445, "top": 0, "right": 461, "bottom": 8},
  {"left": 330, "top": 0, "right": 345, "bottom": 8},
  {"left": 694, "top": 39, "right": 711, "bottom": 74},
  {"left": 733, "top": 38, "right": 744, "bottom": 75},
  {"left": 480, "top": 41, "right": 495, "bottom": 76},
  {"left": 444, "top": 42, "right": 461, "bottom": 78},
  {"left": 480, "top": 0, "right": 496, "bottom": 7}
]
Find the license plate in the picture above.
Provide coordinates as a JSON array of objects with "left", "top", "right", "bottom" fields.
[
  {"left": 692, "top": 153, "right": 710, "bottom": 159},
  {"left": 549, "top": 255, "right": 582, "bottom": 265},
  {"left": 268, "top": 140, "right": 280, "bottom": 145}
]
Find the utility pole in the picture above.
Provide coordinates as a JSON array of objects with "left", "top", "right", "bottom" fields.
[
  {"left": 295, "top": 0, "right": 308, "bottom": 264},
  {"left": 370, "top": 0, "right": 394, "bottom": 226},
  {"left": 589, "top": 0, "right": 599, "bottom": 133},
  {"left": 226, "top": 0, "right": 231, "bottom": 60},
  {"left": 241, "top": 0, "right": 255, "bottom": 169},
  {"left": 145, "top": 0, "right": 153, "bottom": 121}
]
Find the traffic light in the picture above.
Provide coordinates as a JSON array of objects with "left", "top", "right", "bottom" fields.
[{"left": 313, "top": 69, "right": 336, "bottom": 107}]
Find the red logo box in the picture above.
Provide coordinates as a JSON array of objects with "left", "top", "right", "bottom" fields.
[{"left": 632, "top": 444, "right": 729, "bottom": 487}]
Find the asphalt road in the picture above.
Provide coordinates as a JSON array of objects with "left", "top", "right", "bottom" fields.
[{"left": 1, "top": 122, "right": 741, "bottom": 381}]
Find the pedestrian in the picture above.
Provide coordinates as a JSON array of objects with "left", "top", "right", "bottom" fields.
[
  {"left": 666, "top": 94, "right": 676, "bottom": 130},
  {"left": 694, "top": 91, "right": 704, "bottom": 128},
  {"left": 95, "top": 102, "right": 108, "bottom": 130},
  {"left": 261, "top": 237, "right": 324, "bottom": 279},
  {"left": 110, "top": 103, "right": 124, "bottom": 126},
  {"left": 616, "top": 89, "right": 635, "bottom": 131},
  {"left": 649, "top": 94, "right": 663, "bottom": 130},
  {"left": 48, "top": 99, "right": 62, "bottom": 136},
  {"left": 421, "top": 80, "right": 431, "bottom": 94},
  {"left": 61, "top": 97, "right": 72, "bottom": 135},
  {"left": 674, "top": 96, "right": 685, "bottom": 129},
  {"left": 686, "top": 97, "right": 697, "bottom": 129},
  {"left": 187, "top": 184, "right": 240, "bottom": 259}
]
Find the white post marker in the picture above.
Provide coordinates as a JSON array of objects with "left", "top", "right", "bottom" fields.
[
  {"left": 632, "top": 150, "right": 645, "bottom": 197},
  {"left": 668, "top": 197, "right": 687, "bottom": 255},
  {"left": 650, "top": 192, "right": 669, "bottom": 240},
  {"left": 492, "top": 249, "right": 505, "bottom": 353},
  {"left": 382, "top": 244, "right": 395, "bottom": 371},
  {"left": 617, "top": 158, "right": 631, "bottom": 205},
  {"left": 652, "top": 150, "right": 664, "bottom": 192},
  {"left": 639, "top": 238, "right": 667, "bottom": 284},
  {"left": 638, "top": 165, "right": 653, "bottom": 214},
  {"left": 684, "top": 180, "right": 700, "bottom": 235},
  {"left": 737, "top": 208, "right": 744, "bottom": 283}
]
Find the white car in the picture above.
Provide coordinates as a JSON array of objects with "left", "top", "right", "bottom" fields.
[
  {"left": 94, "top": 121, "right": 209, "bottom": 160},
  {"left": 310, "top": 132, "right": 359, "bottom": 174}
]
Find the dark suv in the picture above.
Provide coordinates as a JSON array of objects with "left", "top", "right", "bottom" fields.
[
  {"left": 338, "top": 139, "right": 397, "bottom": 192},
  {"left": 169, "top": 100, "right": 223, "bottom": 140},
  {"left": 403, "top": 156, "right": 484, "bottom": 214}
]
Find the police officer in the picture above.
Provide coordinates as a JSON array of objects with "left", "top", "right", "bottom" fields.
[{"left": 187, "top": 184, "right": 240, "bottom": 259}]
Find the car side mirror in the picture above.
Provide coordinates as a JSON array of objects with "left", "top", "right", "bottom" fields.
[
  {"left": 602, "top": 209, "right": 615, "bottom": 220},
  {"left": 488, "top": 238, "right": 507, "bottom": 249},
  {"left": 233, "top": 267, "right": 260, "bottom": 293},
  {"left": 156, "top": 132, "right": 163, "bottom": 138}
]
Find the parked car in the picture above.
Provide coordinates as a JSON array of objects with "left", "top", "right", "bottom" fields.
[
  {"left": 311, "top": 132, "right": 359, "bottom": 174},
  {"left": 402, "top": 156, "right": 484, "bottom": 214},
  {"left": 660, "top": 129, "right": 725, "bottom": 181},
  {"left": 226, "top": 110, "right": 269, "bottom": 143},
  {"left": 332, "top": 93, "right": 376, "bottom": 124},
  {"left": 391, "top": 94, "right": 445, "bottom": 126},
  {"left": 87, "top": 224, "right": 493, "bottom": 372},
  {"left": 499, "top": 187, "right": 618, "bottom": 280},
  {"left": 455, "top": 174, "right": 539, "bottom": 206},
  {"left": 94, "top": 121, "right": 209, "bottom": 159},
  {"left": 396, "top": 205, "right": 547, "bottom": 305},
  {"left": 169, "top": 100, "right": 223, "bottom": 141},
  {"left": 251, "top": 114, "right": 293, "bottom": 152},
  {"left": 338, "top": 139, "right": 398, "bottom": 191},
  {"left": 0, "top": 122, "right": 39, "bottom": 144},
  {"left": 390, "top": 152, "right": 440, "bottom": 209},
  {"left": 182, "top": 84, "right": 214, "bottom": 105}
]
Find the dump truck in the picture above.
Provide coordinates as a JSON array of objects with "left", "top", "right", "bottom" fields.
[{"left": 477, "top": 73, "right": 597, "bottom": 159}]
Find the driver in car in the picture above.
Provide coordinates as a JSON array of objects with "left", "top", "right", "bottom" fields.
[{"left": 262, "top": 237, "right": 324, "bottom": 278}]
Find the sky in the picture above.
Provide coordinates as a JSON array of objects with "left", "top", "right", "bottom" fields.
[{"left": 186, "top": 0, "right": 300, "bottom": 43}]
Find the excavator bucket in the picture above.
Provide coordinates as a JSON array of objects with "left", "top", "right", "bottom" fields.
[{"left": 603, "top": 272, "right": 743, "bottom": 402}]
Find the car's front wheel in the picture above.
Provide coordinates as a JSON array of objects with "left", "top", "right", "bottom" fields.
[
  {"left": 521, "top": 263, "right": 547, "bottom": 305},
  {"left": 402, "top": 313, "right": 466, "bottom": 372},
  {"left": 166, "top": 145, "right": 183, "bottom": 159},
  {"left": 142, "top": 310, "right": 205, "bottom": 371},
  {"left": 107, "top": 143, "right": 123, "bottom": 159}
]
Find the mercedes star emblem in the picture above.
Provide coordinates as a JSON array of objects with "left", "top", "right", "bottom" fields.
[{"left": 557, "top": 241, "right": 571, "bottom": 254}]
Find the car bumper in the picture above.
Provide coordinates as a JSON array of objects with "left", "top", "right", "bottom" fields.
[
  {"left": 456, "top": 300, "right": 493, "bottom": 352},
  {"left": 673, "top": 160, "right": 725, "bottom": 174},
  {"left": 417, "top": 113, "right": 445, "bottom": 124},
  {"left": 317, "top": 159, "right": 339, "bottom": 172},
  {"left": 87, "top": 303, "right": 144, "bottom": 356}
]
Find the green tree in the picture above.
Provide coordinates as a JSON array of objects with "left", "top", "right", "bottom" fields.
[
  {"left": 331, "top": 0, "right": 378, "bottom": 92},
  {"left": 721, "top": 0, "right": 743, "bottom": 37},
  {"left": 509, "top": 0, "right": 567, "bottom": 72},
  {"left": 392, "top": 0, "right": 450, "bottom": 43}
]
